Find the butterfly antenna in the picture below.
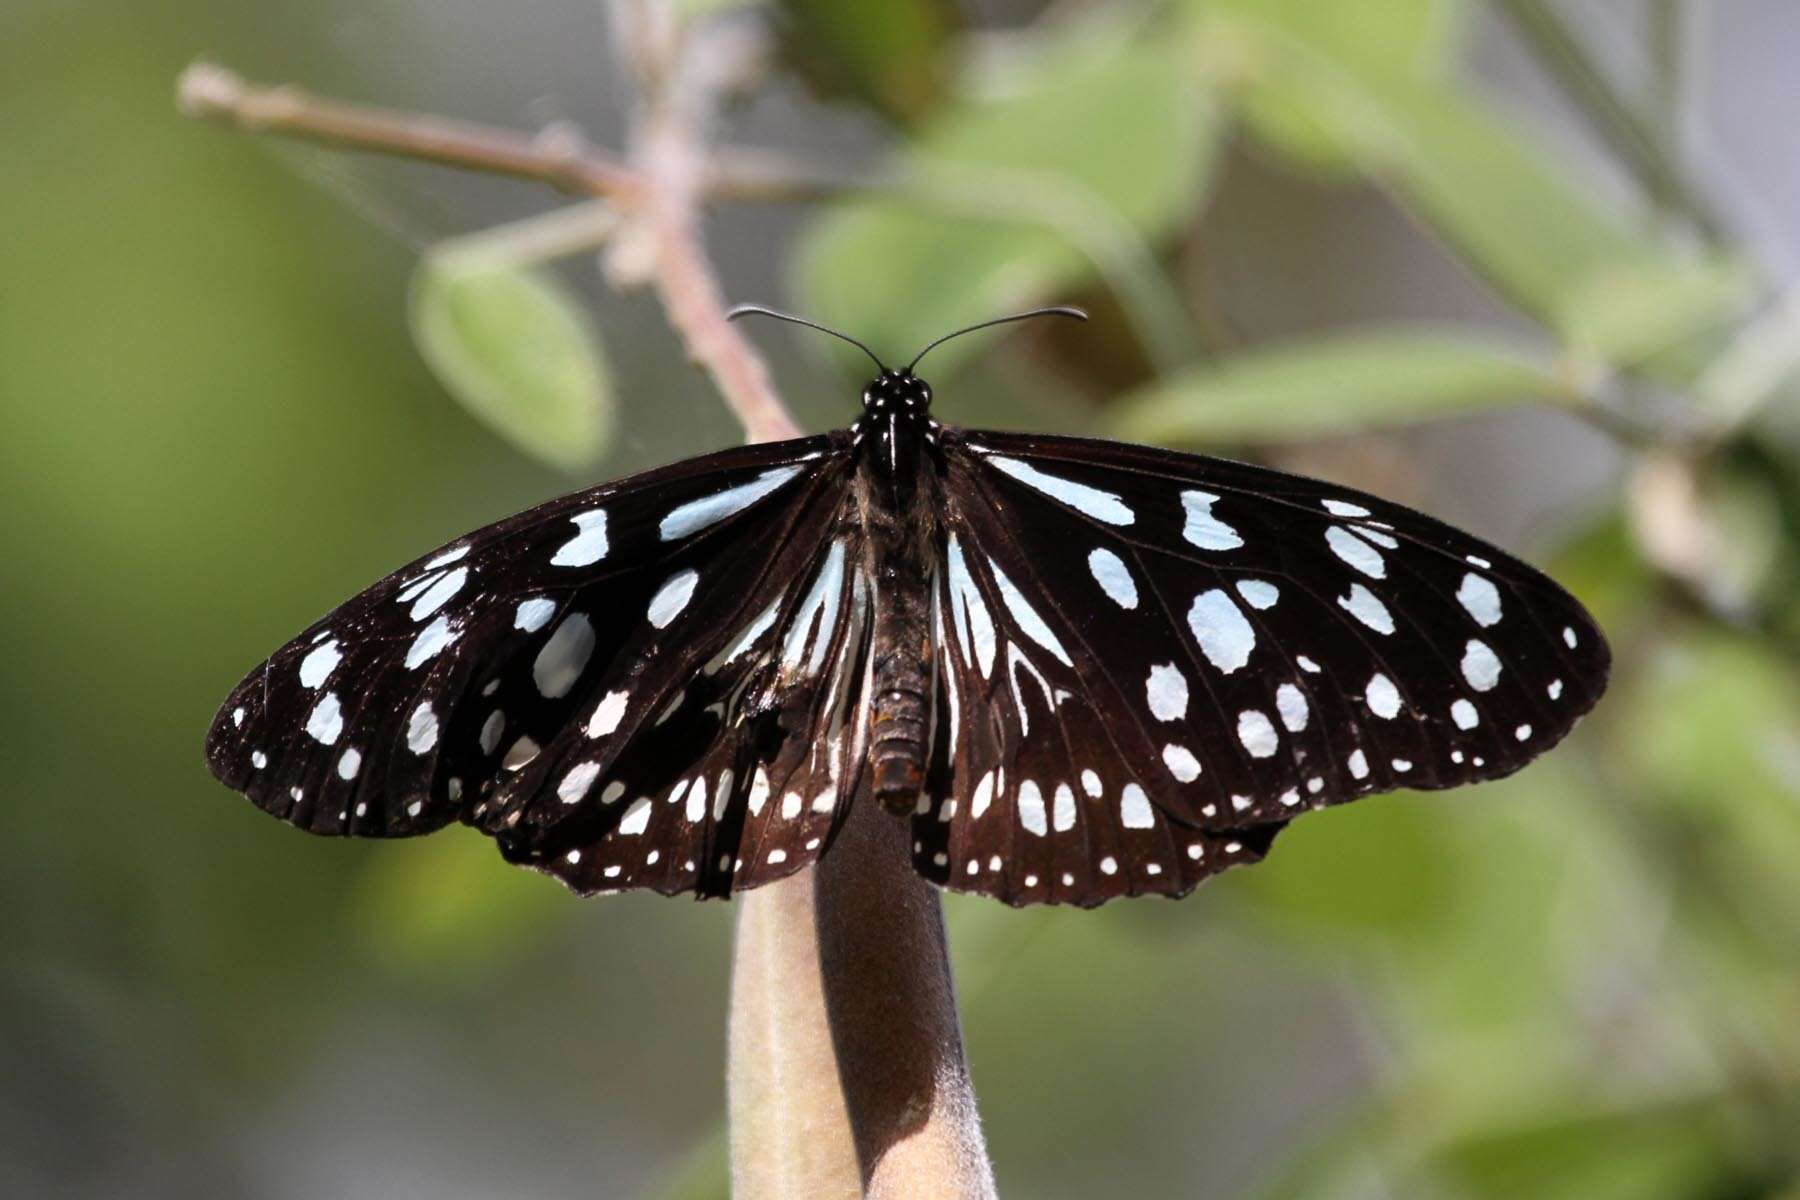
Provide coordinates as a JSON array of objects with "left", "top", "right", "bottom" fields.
[
  {"left": 726, "top": 304, "right": 888, "bottom": 374},
  {"left": 906, "top": 306, "right": 1087, "bottom": 374}
]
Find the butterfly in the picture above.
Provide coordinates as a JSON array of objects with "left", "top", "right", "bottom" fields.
[{"left": 205, "top": 305, "right": 1609, "bottom": 907}]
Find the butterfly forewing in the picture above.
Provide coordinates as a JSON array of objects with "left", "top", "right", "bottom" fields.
[
  {"left": 205, "top": 433, "right": 859, "bottom": 896},
  {"left": 907, "top": 429, "right": 1607, "bottom": 905}
]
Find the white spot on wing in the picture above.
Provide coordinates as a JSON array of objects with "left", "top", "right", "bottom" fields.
[
  {"left": 1120, "top": 784, "right": 1154, "bottom": 828},
  {"left": 648, "top": 570, "right": 700, "bottom": 629},
  {"left": 1323, "top": 499, "right": 1370, "bottom": 517},
  {"left": 1188, "top": 589, "right": 1256, "bottom": 673},
  {"left": 337, "top": 748, "right": 361, "bottom": 780},
  {"left": 1461, "top": 639, "right": 1502, "bottom": 691},
  {"left": 305, "top": 693, "right": 343, "bottom": 745},
  {"left": 1276, "top": 683, "right": 1309, "bottom": 732},
  {"left": 559, "top": 762, "right": 599, "bottom": 804},
  {"left": 551, "top": 509, "right": 608, "bottom": 567},
  {"left": 618, "top": 796, "right": 653, "bottom": 835},
  {"left": 409, "top": 566, "right": 467, "bottom": 621},
  {"left": 1018, "top": 781, "right": 1047, "bottom": 836},
  {"left": 659, "top": 466, "right": 803, "bottom": 541},
  {"left": 514, "top": 597, "right": 556, "bottom": 632},
  {"left": 1145, "top": 663, "right": 1188, "bottom": 721},
  {"left": 405, "top": 615, "right": 459, "bottom": 669},
  {"left": 1457, "top": 573, "right": 1503, "bottom": 626},
  {"left": 971, "top": 771, "right": 995, "bottom": 819},
  {"left": 945, "top": 535, "right": 996, "bottom": 677},
  {"left": 714, "top": 597, "right": 783, "bottom": 670},
  {"left": 781, "top": 541, "right": 847, "bottom": 675},
  {"left": 533, "top": 614, "right": 596, "bottom": 698},
  {"left": 299, "top": 639, "right": 341, "bottom": 689},
  {"left": 587, "top": 690, "right": 628, "bottom": 738},
  {"left": 1162, "top": 744, "right": 1201, "bottom": 782},
  {"left": 425, "top": 545, "right": 469, "bottom": 569},
  {"left": 1087, "top": 548, "right": 1138, "bottom": 609},
  {"left": 1348, "top": 749, "right": 1369, "bottom": 779},
  {"left": 1181, "top": 490, "right": 1243, "bottom": 551},
  {"left": 1327, "top": 525, "right": 1386, "bottom": 578},
  {"left": 1337, "top": 583, "right": 1395, "bottom": 635},
  {"left": 502, "top": 736, "right": 539, "bottom": 770},
  {"left": 1236, "top": 710, "right": 1279, "bottom": 758},
  {"left": 1365, "top": 673, "right": 1401, "bottom": 719},
  {"left": 1235, "top": 579, "right": 1279, "bottom": 610},
  {"left": 1451, "top": 698, "right": 1479, "bottom": 729},
  {"left": 406, "top": 703, "right": 438, "bottom": 754},
  {"left": 1052, "top": 783, "right": 1076, "bottom": 832},
  {"left": 479, "top": 711, "right": 504, "bottom": 755},
  {"left": 1563, "top": 626, "right": 1578, "bottom": 648},
  {"left": 1081, "top": 770, "right": 1102, "bottom": 798},
  {"left": 988, "top": 456, "right": 1134, "bottom": 524}
]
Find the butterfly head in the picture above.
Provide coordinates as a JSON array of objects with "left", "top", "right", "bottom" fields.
[{"left": 862, "top": 369, "right": 933, "bottom": 415}]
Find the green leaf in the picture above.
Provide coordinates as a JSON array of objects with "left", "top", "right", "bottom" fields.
[
  {"left": 1195, "top": 0, "right": 1466, "bottom": 81},
  {"left": 774, "top": 0, "right": 961, "bottom": 125},
  {"left": 409, "top": 258, "right": 613, "bottom": 472},
  {"left": 1426, "top": 1103, "right": 1763, "bottom": 1200},
  {"left": 1555, "top": 254, "right": 1755, "bottom": 364},
  {"left": 795, "top": 34, "right": 1216, "bottom": 376},
  {"left": 1108, "top": 326, "right": 1567, "bottom": 445},
  {"left": 1194, "top": 7, "right": 1755, "bottom": 360}
]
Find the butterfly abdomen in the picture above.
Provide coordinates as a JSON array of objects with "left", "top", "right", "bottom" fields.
[
  {"left": 871, "top": 619, "right": 933, "bottom": 814},
  {"left": 863, "top": 406, "right": 940, "bottom": 815}
]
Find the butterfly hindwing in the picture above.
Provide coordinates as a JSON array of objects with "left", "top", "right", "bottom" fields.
[
  {"left": 482, "top": 500, "right": 876, "bottom": 898},
  {"left": 911, "top": 428, "right": 1607, "bottom": 906},
  {"left": 204, "top": 433, "right": 860, "bottom": 898}
]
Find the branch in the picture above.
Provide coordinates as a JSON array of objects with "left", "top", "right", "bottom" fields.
[
  {"left": 175, "top": 60, "right": 796, "bottom": 444},
  {"left": 176, "top": 63, "right": 641, "bottom": 201}
]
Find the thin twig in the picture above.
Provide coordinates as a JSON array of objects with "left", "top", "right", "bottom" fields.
[
  {"left": 176, "top": 63, "right": 642, "bottom": 201},
  {"left": 175, "top": 59, "right": 797, "bottom": 444},
  {"left": 1491, "top": 0, "right": 1730, "bottom": 244}
]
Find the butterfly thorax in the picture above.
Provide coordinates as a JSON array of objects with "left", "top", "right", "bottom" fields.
[{"left": 856, "top": 370, "right": 942, "bottom": 815}]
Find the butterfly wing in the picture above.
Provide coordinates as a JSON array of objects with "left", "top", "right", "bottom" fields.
[
  {"left": 205, "top": 433, "right": 869, "bottom": 897},
  {"left": 913, "top": 428, "right": 1608, "bottom": 906}
]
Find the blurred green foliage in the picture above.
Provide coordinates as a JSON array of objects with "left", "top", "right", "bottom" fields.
[
  {"left": 4, "top": 0, "right": 1797, "bottom": 1198},
  {"left": 410, "top": 257, "right": 615, "bottom": 471}
]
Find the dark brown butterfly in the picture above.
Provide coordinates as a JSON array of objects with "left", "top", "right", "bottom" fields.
[{"left": 206, "top": 307, "right": 1608, "bottom": 906}]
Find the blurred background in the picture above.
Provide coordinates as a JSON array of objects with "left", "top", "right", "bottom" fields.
[{"left": 4, "top": 0, "right": 1798, "bottom": 1196}]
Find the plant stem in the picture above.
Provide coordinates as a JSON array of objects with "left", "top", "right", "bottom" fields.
[
  {"left": 813, "top": 799, "right": 997, "bottom": 1197},
  {"left": 176, "top": 63, "right": 642, "bottom": 200}
]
